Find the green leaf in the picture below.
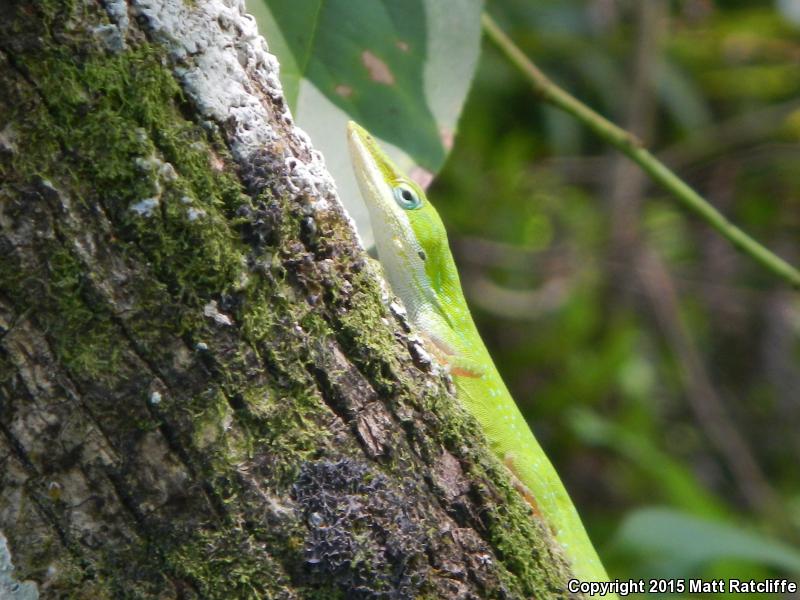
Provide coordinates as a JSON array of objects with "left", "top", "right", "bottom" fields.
[
  {"left": 611, "top": 508, "right": 800, "bottom": 578},
  {"left": 247, "top": 0, "right": 483, "bottom": 246}
]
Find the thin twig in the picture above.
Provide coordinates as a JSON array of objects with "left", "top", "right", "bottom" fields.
[{"left": 481, "top": 13, "right": 800, "bottom": 289}]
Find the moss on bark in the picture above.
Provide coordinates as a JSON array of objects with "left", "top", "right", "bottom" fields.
[{"left": 0, "top": 0, "right": 580, "bottom": 598}]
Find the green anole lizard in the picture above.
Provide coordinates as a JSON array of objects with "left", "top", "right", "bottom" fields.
[{"left": 347, "top": 121, "right": 613, "bottom": 589}]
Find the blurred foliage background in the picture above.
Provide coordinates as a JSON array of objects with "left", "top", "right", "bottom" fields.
[{"left": 432, "top": 0, "right": 800, "bottom": 592}]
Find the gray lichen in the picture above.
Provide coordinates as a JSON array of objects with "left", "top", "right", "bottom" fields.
[{"left": 0, "top": 533, "right": 39, "bottom": 600}]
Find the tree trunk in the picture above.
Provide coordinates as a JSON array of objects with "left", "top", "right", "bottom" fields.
[{"left": 0, "top": 1, "right": 576, "bottom": 597}]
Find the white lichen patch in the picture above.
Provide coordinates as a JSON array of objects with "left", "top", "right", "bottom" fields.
[
  {"left": 203, "top": 300, "right": 233, "bottom": 326},
  {"left": 187, "top": 207, "right": 206, "bottom": 221},
  {"left": 133, "top": 156, "right": 159, "bottom": 172},
  {"left": 133, "top": 154, "right": 181, "bottom": 202},
  {"left": 158, "top": 161, "right": 178, "bottom": 182},
  {"left": 129, "top": 0, "right": 351, "bottom": 230},
  {"left": 0, "top": 533, "right": 39, "bottom": 599},
  {"left": 103, "top": 0, "right": 130, "bottom": 37},
  {"left": 283, "top": 156, "right": 332, "bottom": 211},
  {"left": 92, "top": 23, "right": 126, "bottom": 53},
  {"left": 132, "top": 0, "right": 280, "bottom": 154},
  {"left": 0, "top": 124, "right": 18, "bottom": 154},
  {"left": 129, "top": 197, "right": 159, "bottom": 217}
]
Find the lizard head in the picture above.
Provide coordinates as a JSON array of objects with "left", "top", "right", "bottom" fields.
[{"left": 347, "top": 121, "right": 459, "bottom": 321}]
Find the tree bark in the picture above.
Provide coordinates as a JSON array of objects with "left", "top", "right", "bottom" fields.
[{"left": 0, "top": 1, "right": 577, "bottom": 597}]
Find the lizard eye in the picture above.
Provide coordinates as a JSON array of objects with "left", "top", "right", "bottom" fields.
[{"left": 393, "top": 183, "right": 422, "bottom": 210}]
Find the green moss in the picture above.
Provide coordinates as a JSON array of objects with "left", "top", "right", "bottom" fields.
[
  {"left": 39, "top": 245, "right": 124, "bottom": 377},
  {"left": 1, "top": 2, "right": 571, "bottom": 596},
  {"left": 12, "top": 40, "right": 251, "bottom": 299},
  {"left": 164, "top": 528, "right": 292, "bottom": 600},
  {"left": 2, "top": 9, "right": 317, "bottom": 593}
]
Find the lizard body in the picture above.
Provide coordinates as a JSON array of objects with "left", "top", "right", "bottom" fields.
[{"left": 347, "top": 121, "right": 612, "bottom": 588}]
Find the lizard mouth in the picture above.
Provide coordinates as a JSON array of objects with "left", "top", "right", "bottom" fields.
[{"left": 347, "top": 121, "right": 403, "bottom": 227}]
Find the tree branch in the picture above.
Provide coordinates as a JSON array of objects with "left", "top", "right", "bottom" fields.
[{"left": 481, "top": 13, "right": 800, "bottom": 289}]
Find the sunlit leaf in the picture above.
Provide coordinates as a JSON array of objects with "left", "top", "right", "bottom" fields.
[
  {"left": 611, "top": 508, "right": 800, "bottom": 577},
  {"left": 248, "top": 0, "right": 483, "bottom": 246}
]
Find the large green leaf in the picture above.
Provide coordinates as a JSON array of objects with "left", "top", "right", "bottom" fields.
[
  {"left": 247, "top": 0, "right": 483, "bottom": 246},
  {"left": 611, "top": 507, "right": 800, "bottom": 578}
]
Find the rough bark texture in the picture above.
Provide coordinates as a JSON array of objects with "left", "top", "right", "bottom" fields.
[{"left": 0, "top": 1, "right": 577, "bottom": 598}]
